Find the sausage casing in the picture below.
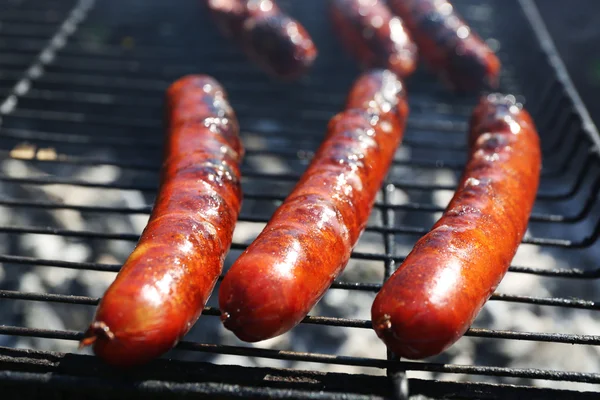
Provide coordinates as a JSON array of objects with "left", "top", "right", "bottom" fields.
[
  {"left": 388, "top": 0, "right": 500, "bottom": 91},
  {"left": 219, "top": 69, "right": 408, "bottom": 342},
  {"left": 371, "top": 93, "right": 541, "bottom": 359},
  {"left": 329, "top": 0, "right": 417, "bottom": 78},
  {"left": 80, "top": 75, "right": 244, "bottom": 367},
  {"left": 207, "top": 0, "right": 317, "bottom": 79}
]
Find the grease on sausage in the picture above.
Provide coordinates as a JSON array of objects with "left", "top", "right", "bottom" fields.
[
  {"left": 219, "top": 69, "right": 408, "bottom": 342},
  {"left": 207, "top": 0, "right": 317, "bottom": 79},
  {"left": 388, "top": 0, "right": 500, "bottom": 91},
  {"left": 329, "top": 0, "right": 418, "bottom": 78},
  {"left": 79, "top": 75, "right": 244, "bottom": 367},
  {"left": 371, "top": 93, "right": 541, "bottom": 359}
]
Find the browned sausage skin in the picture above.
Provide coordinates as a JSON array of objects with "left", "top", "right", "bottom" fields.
[
  {"left": 329, "top": 0, "right": 418, "bottom": 79},
  {"left": 388, "top": 0, "right": 500, "bottom": 91},
  {"left": 371, "top": 93, "right": 541, "bottom": 359},
  {"left": 219, "top": 69, "right": 408, "bottom": 342},
  {"left": 80, "top": 75, "right": 244, "bottom": 367},
  {"left": 207, "top": 0, "right": 317, "bottom": 79}
]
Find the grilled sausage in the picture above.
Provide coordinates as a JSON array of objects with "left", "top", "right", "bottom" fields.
[
  {"left": 329, "top": 0, "right": 417, "bottom": 79},
  {"left": 80, "top": 75, "right": 244, "bottom": 367},
  {"left": 219, "top": 69, "right": 408, "bottom": 342},
  {"left": 207, "top": 0, "right": 317, "bottom": 79},
  {"left": 388, "top": 0, "right": 500, "bottom": 91},
  {"left": 371, "top": 93, "right": 541, "bottom": 359}
]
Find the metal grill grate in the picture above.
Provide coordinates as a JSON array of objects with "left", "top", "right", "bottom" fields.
[{"left": 0, "top": 0, "right": 599, "bottom": 398}]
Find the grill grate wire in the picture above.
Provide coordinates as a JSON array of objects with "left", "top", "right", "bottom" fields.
[{"left": 0, "top": 0, "right": 599, "bottom": 398}]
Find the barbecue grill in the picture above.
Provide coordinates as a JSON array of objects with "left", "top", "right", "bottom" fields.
[{"left": 0, "top": 0, "right": 598, "bottom": 398}]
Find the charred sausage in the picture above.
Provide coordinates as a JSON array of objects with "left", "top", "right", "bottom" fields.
[
  {"left": 80, "top": 75, "right": 244, "bottom": 367},
  {"left": 207, "top": 0, "right": 317, "bottom": 80},
  {"left": 388, "top": 0, "right": 500, "bottom": 91},
  {"left": 329, "top": 0, "right": 418, "bottom": 78},
  {"left": 219, "top": 69, "right": 408, "bottom": 342},
  {"left": 371, "top": 93, "right": 541, "bottom": 359}
]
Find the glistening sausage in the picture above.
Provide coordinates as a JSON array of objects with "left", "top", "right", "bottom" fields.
[
  {"left": 329, "top": 0, "right": 418, "bottom": 78},
  {"left": 219, "top": 69, "right": 408, "bottom": 342},
  {"left": 207, "top": 0, "right": 317, "bottom": 80},
  {"left": 371, "top": 93, "right": 541, "bottom": 359},
  {"left": 388, "top": 0, "right": 500, "bottom": 91},
  {"left": 80, "top": 75, "right": 244, "bottom": 367}
]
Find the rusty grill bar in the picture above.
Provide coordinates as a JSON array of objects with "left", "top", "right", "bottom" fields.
[{"left": 0, "top": 0, "right": 599, "bottom": 398}]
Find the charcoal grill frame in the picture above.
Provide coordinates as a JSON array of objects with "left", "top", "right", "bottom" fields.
[{"left": 0, "top": 0, "right": 599, "bottom": 398}]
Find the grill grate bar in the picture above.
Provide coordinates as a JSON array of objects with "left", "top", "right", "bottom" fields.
[
  {"left": 2, "top": 71, "right": 476, "bottom": 111},
  {"left": 4, "top": 107, "right": 471, "bottom": 135},
  {"left": 0, "top": 228, "right": 395, "bottom": 265},
  {"left": 0, "top": 228, "right": 396, "bottom": 261},
  {"left": 0, "top": 89, "right": 574, "bottom": 147},
  {"left": 0, "top": 361, "right": 594, "bottom": 400},
  {"left": 0, "top": 39, "right": 57, "bottom": 55},
  {"left": 0, "top": 221, "right": 421, "bottom": 239},
  {"left": 519, "top": 0, "right": 600, "bottom": 151},
  {"left": 0, "top": 54, "right": 51, "bottom": 68},
  {"left": 380, "top": 182, "right": 408, "bottom": 399},
  {"left": 6, "top": 94, "right": 447, "bottom": 128},
  {"left": 3, "top": 58, "right": 418, "bottom": 94},
  {"left": 0, "top": 23, "right": 59, "bottom": 38},
  {"left": 1, "top": 285, "right": 596, "bottom": 309},
  {"left": 0, "top": 139, "right": 577, "bottom": 180},
  {"left": 0, "top": 252, "right": 598, "bottom": 281},
  {"left": 0, "top": 0, "right": 96, "bottom": 115},
  {"left": 490, "top": 293, "right": 600, "bottom": 309},
  {"left": 465, "top": 328, "right": 600, "bottom": 345},
  {"left": 1, "top": 290, "right": 598, "bottom": 344},
  {"left": 0, "top": 124, "right": 467, "bottom": 153},
  {"left": 0, "top": 270, "right": 597, "bottom": 308},
  {"left": 508, "top": 265, "right": 600, "bottom": 279},
  {"left": 0, "top": 198, "right": 152, "bottom": 214},
  {"left": 0, "top": 10, "right": 66, "bottom": 24},
  {"left": 4, "top": 85, "right": 475, "bottom": 124},
  {"left": 0, "top": 127, "right": 163, "bottom": 148},
  {"left": 0, "top": 195, "right": 588, "bottom": 225},
  {"left": 3, "top": 145, "right": 466, "bottom": 172},
  {"left": 0, "top": 218, "right": 589, "bottom": 250},
  {"left": 0, "top": 168, "right": 588, "bottom": 202},
  {"left": 0, "top": 117, "right": 574, "bottom": 162},
  {"left": 0, "top": 325, "right": 598, "bottom": 384},
  {"left": 0, "top": 371, "right": 385, "bottom": 400}
]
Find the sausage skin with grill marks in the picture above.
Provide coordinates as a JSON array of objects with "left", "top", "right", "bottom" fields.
[
  {"left": 219, "top": 69, "right": 408, "bottom": 342},
  {"left": 388, "top": 0, "right": 500, "bottom": 91},
  {"left": 371, "top": 93, "right": 541, "bottom": 359},
  {"left": 207, "top": 0, "right": 317, "bottom": 79},
  {"left": 80, "top": 75, "right": 244, "bottom": 367},
  {"left": 329, "top": 0, "right": 418, "bottom": 79}
]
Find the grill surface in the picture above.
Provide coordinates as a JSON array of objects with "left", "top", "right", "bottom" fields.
[{"left": 0, "top": 0, "right": 599, "bottom": 399}]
